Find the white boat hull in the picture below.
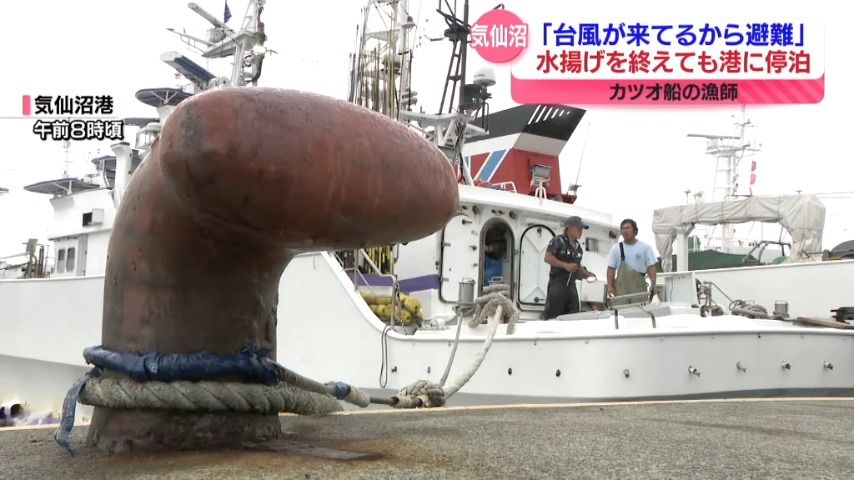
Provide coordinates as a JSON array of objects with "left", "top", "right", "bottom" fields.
[
  {"left": 278, "top": 253, "right": 854, "bottom": 401},
  {"left": 1, "top": 276, "right": 102, "bottom": 422},
  {"left": 2, "top": 252, "right": 854, "bottom": 421}
]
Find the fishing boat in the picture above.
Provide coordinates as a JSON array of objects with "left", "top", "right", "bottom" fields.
[
  {"left": 1, "top": 0, "right": 853, "bottom": 426},
  {"left": 652, "top": 114, "right": 854, "bottom": 321}
]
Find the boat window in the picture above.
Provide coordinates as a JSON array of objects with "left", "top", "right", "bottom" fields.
[
  {"left": 66, "top": 247, "right": 76, "bottom": 273},
  {"left": 56, "top": 249, "right": 66, "bottom": 273},
  {"left": 585, "top": 238, "right": 600, "bottom": 253}
]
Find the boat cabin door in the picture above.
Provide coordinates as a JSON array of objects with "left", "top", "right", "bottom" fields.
[
  {"left": 480, "top": 219, "right": 514, "bottom": 297},
  {"left": 517, "top": 225, "right": 555, "bottom": 311},
  {"left": 440, "top": 214, "right": 480, "bottom": 303}
]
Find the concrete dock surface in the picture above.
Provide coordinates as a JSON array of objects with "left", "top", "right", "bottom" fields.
[{"left": 2, "top": 398, "right": 854, "bottom": 479}]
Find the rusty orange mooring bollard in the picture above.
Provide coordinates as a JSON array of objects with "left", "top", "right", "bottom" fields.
[{"left": 87, "top": 88, "right": 458, "bottom": 451}]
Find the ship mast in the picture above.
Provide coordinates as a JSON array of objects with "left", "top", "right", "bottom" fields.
[
  {"left": 170, "top": 1, "right": 270, "bottom": 88},
  {"left": 348, "top": 0, "right": 495, "bottom": 185},
  {"left": 111, "top": 1, "right": 272, "bottom": 210},
  {"left": 687, "top": 106, "right": 760, "bottom": 250}
]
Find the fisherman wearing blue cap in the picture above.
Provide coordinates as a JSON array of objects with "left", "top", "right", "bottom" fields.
[{"left": 542, "top": 216, "right": 594, "bottom": 319}]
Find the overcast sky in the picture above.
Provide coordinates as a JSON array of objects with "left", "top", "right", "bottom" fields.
[{"left": 0, "top": 0, "right": 851, "bottom": 257}]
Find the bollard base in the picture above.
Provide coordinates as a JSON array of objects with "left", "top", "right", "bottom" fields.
[{"left": 86, "top": 408, "right": 282, "bottom": 453}]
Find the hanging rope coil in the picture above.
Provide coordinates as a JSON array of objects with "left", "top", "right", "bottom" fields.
[
  {"left": 729, "top": 299, "right": 771, "bottom": 319},
  {"left": 467, "top": 284, "right": 520, "bottom": 334}
]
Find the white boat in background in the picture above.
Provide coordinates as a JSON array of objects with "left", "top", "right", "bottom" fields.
[
  {"left": 655, "top": 193, "right": 854, "bottom": 321},
  {"left": 1, "top": 0, "right": 853, "bottom": 424},
  {"left": 652, "top": 114, "right": 854, "bottom": 321}
]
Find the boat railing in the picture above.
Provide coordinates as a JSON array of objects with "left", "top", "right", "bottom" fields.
[{"left": 492, "top": 181, "right": 517, "bottom": 193}]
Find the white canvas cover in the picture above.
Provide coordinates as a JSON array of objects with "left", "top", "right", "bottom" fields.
[{"left": 652, "top": 195, "right": 825, "bottom": 271}]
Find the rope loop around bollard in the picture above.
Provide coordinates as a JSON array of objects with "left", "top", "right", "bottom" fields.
[
  {"left": 56, "top": 288, "right": 521, "bottom": 455},
  {"left": 54, "top": 343, "right": 370, "bottom": 456}
]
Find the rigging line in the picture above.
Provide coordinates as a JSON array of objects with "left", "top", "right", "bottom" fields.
[
  {"left": 243, "top": 0, "right": 251, "bottom": 21},
  {"left": 415, "top": 0, "right": 424, "bottom": 29},
  {"left": 398, "top": 0, "right": 413, "bottom": 19},
  {"left": 410, "top": 0, "right": 425, "bottom": 49},
  {"left": 372, "top": 2, "right": 391, "bottom": 30},
  {"left": 813, "top": 191, "right": 854, "bottom": 196},
  {"left": 574, "top": 117, "right": 592, "bottom": 186}
]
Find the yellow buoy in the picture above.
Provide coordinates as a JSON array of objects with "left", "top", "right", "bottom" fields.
[
  {"left": 402, "top": 295, "right": 421, "bottom": 315},
  {"left": 397, "top": 309, "right": 413, "bottom": 325}
]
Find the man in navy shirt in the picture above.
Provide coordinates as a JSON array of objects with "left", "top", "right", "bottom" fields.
[{"left": 542, "top": 216, "right": 594, "bottom": 319}]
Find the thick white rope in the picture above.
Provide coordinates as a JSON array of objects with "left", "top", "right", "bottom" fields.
[
  {"left": 442, "top": 305, "right": 502, "bottom": 399},
  {"left": 55, "top": 351, "right": 368, "bottom": 455},
  {"left": 79, "top": 378, "right": 344, "bottom": 414},
  {"left": 277, "top": 365, "right": 372, "bottom": 408},
  {"left": 437, "top": 286, "right": 516, "bottom": 391},
  {"left": 468, "top": 284, "right": 520, "bottom": 334},
  {"left": 438, "top": 312, "right": 463, "bottom": 387},
  {"left": 69, "top": 287, "right": 516, "bottom": 418},
  {"left": 393, "top": 307, "right": 502, "bottom": 408}
]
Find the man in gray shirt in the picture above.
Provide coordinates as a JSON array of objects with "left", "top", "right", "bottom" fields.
[{"left": 606, "top": 219, "right": 658, "bottom": 301}]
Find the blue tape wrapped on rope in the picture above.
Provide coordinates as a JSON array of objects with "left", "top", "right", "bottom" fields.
[
  {"left": 54, "top": 367, "right": 101, "bottom": 456},
  {"left": 56, "top": 343, "right": 283, "bottom": 455},
  {"left": 326, "top": 381, "right": 352, "bottom": 400},
  {"left": 82, "top": 343, "right": 284, "bottom": 385}
]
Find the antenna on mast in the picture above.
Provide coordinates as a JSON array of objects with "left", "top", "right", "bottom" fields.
[
  {"left": 164, "top": 1, "right": 271, "bottom": 89},
  {"left": 434, "top": 0, "right": 495, "bottom": 127},
  {"left": 62, "top": 140, "right": 71, "bottom": 179},
  {"left": 687, "top": 107, "right": 761, "bottom": 250},
  {"left": 568, "top": 117, "right": 592, "bottom": 197},
  {"left": 349, "top": 0, "right": 490, "bottom": 184}
]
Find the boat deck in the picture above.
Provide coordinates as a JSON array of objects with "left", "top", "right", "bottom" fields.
[{"left": 2, "top": 398, "right": 854, "bottom": 479}]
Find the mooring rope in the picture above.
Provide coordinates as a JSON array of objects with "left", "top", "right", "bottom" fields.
[
  {"left": 54, "top": 344, "right": 369, "bottom": 456},
  {"left": 467, "top": 284, "right": 520, "bottom": 334},
  {"left": 79, "top": 344, "right": 370, "bottom": 408},
  {"left": 438, "top": 312, "right": 462, "bottom": 386},
  {"left": 80, "top": 377, "right": 343, "bottom": 414},
  {"left": 393, "top": 284, "right": 517, "bottom": 409},
  {"left": 392, "top": 306, "right": 503, "bottom": 408},
  {"left": 80, "top": 344, "right": 285, "bottom": 384},
  {"left": 55, "top": 287, "right": 520, "bottom": 454},
  {"left": 442, "top": 305, "right": 502, "bottom": 399}
]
